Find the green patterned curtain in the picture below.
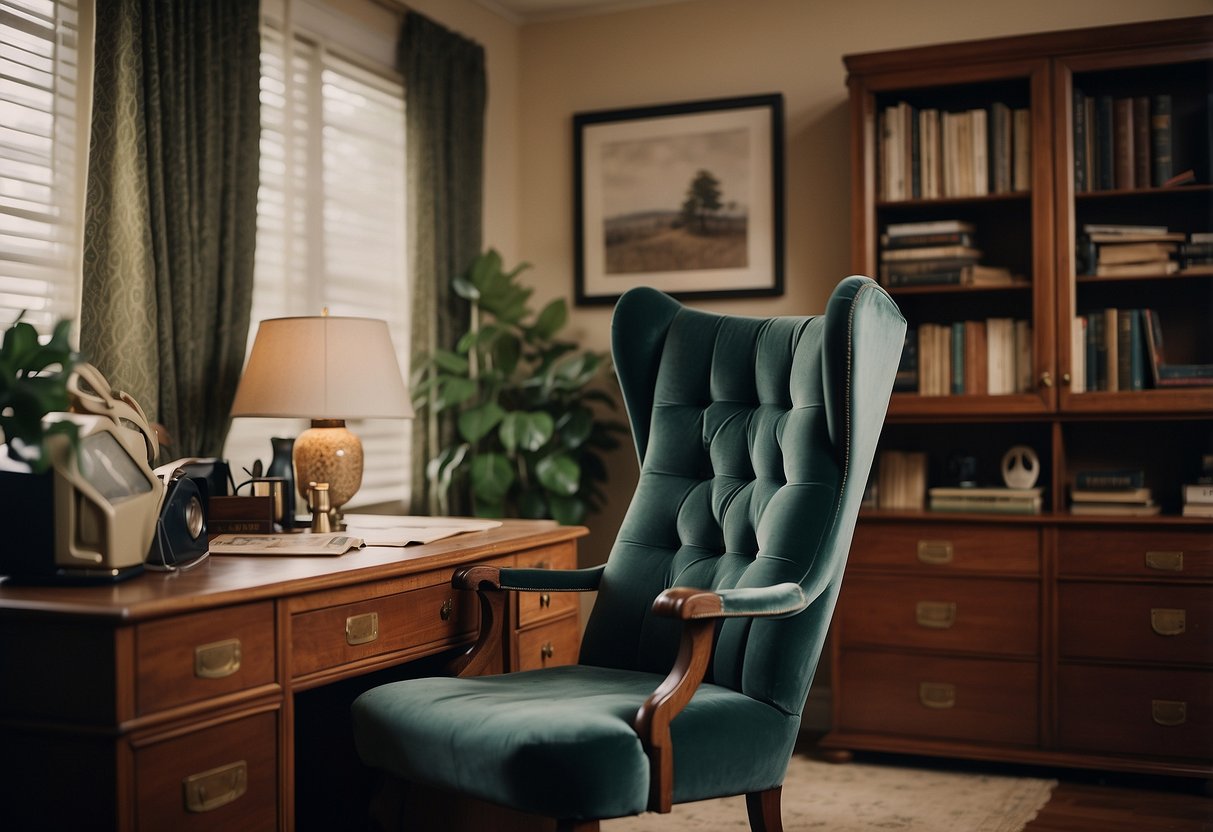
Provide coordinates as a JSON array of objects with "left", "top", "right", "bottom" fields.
[
  {"left": 398, "top": 13, "right": 486, "bottom": 514},
  {"left": 82, "top": 0, "right": 260, "bottom": 459}
]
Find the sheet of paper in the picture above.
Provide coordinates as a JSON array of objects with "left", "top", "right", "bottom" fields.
[
  {"left": 341, "top": 515, "right": 503, "bottom": 546},
  {"left": 209, "top": 533, "right": 364, "bottom": 556}
]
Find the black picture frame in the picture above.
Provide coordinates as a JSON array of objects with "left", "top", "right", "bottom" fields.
[{"left": 573, "top": 93, "right": 784, "bottom": 306}]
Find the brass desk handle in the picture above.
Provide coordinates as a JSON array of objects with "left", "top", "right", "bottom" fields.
[
  {"left": 194, "top": 638, "right": 241, "bottom": 679},
  {"left": 346, "top": 612, "right": 379, "bottom": 645},
  {"left": 1150, "top": 608, "right": 1186, "bottom": 637},
  {"left": 1145, "top": 551, "right": 1184, "bottom": 572},
  {"left": 917, "top": 540, "right": 954, "bottom": 565},
  {"left": 1152, "top": 700, "right": 1187, "bottom": 727},
  {"left": 440, "top": 598, "right": 454, "bottom": 621},
  {"left": 916, "top": 601, "right": 957, "bottom": 629},
  {"left": 919, "top": 682, "right": 956, "bottom": 710},
  {"left": 539, "top": 592, "right": 552, "bottom": 609},
  {"left": 541, "top": 642, "right": 554, "bottom": 660},
  {"left": 183, "top": 760, "right": 247, "bottom": 813}
]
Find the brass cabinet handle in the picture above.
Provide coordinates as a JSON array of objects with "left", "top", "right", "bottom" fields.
[
  {"left": 1062, "top": 372, "right": 1071, "bottom": 385},
  {"left": 1145, "top": 551, "right": 1184, "bottom": 572},
  {"left": 917, "top": 540, "right": 954, "bottom": 565},
  {"left": 440, "top": 598, "right": 454, "bottom": 621},
  {"left": 915, "top": 601, "right": 956, "bottom": 629},
  {"left": 345, "top": 612, "right": 379, "bottom": 645},
  {"left": 1039, "top": 371, "right": 1053, "bottom": 388},
  {"left": 539, "top": 592, "right": 552, "bottom": 608},
  {"left": 1152, "top": 699, "right": 1187, "bottom": 727},
  {"left": 194, "top": 638, "right": 241, "bottom": 679},
  {"left": 919, "top": 682, "right": 956, "bottom": 710},
  {"left": 183, "top": 760, "right": 247, "bottom": 813},
  {"left": 1150, "top": 608, "right": 1186, "bottom": 637},
  {"left": 541, "top": 642, "right": 554, "bottom": 660}
]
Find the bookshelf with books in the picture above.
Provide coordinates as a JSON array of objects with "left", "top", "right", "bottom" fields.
[{"left": 828, "top": 17, "right": 1213, "bottom": 781}]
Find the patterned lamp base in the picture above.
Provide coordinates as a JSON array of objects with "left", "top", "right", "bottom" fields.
[{"left": 293, "top": 419, "right": 363, "bottom": 512}]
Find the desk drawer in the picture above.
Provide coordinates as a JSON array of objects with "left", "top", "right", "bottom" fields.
[
  {"left": 1058, "top": 528, "right": 1213, "bottom": 579},
  {"left": 134, "top": 709, "right": 277, "bottom": 831},
  {"left": 838, "top": 650, "right": 1038, "bottom": 746},
  {"left": 1058, "top": 665, "right": 1213, "bottom": 760},
  {"left": 838, "top": 576, "right": 1038, "bottom": 656},
  {"left": 1058, "top": 583, "right": 1213, "bottom": 665},
  {"left": 851, "top": 523, "right": 1039, "bottom": 574},
  {"left": 516, "top": 616, "right": 579, "bottom": 672},
  {"left": 136, "top": 602, "right": 276, "bottom": 716},
  {"left": 515, "top": 543, "right": 579, "bottom": 628},
  {"left": 292, "top": 581, "right": 477, "bottom": 678}
]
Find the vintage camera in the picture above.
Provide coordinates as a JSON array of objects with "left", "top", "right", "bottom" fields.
[{"left": 146, "top": 460, "right": 212, "bottom": 570}]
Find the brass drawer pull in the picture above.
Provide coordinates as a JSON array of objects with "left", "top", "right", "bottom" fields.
[
  {"left": 1145, "top": 551, "right": 1184, "bottom": 572},
  {"left": 346, "top": 612, "right": 379, "bottom": 646},
  {"left": 539, "top": 592, "right": 552, "bottom": 609},
  {"left": 1152, "top": 699, "right": 1187, "bottom": 727},
  {"left": 541, "top": 642, "right": 554, "bottom": 660},
  {"left": 915, "top": 601, "right": 956, "bottom": 629},
  {"left": 917, "top": 540, "right": 954, "bottom": 565},
  {"left": 1150, "top": 608, "right": 1186, "bottom": 637},
  {"left": 440, "top": 598, "right": 454, "bottom": 621},
  {"left": 919, "top": 682, "right": 956, "bottom": 710},
  {"left": 183, "top": 760, "right": 247, "bottom": 813},
  {"left": 194, "top": 638, "right": 241, "bottom": 679}
]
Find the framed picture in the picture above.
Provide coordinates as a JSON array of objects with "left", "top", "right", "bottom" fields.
[{"left": 574, "top": 93, "right": 784, "bottom": 306}]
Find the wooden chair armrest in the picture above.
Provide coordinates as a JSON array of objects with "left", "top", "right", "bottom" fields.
[{"left": 447, "top": 565, "right": 507, "bottom": 677}]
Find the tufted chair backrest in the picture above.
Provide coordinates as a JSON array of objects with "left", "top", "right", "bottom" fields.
[{"left": 579, "top": 276, "right": 904, "bottom": 716}]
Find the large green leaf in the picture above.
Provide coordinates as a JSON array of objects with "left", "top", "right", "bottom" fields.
[
  {"left": 432, "top": 349, "right": 469, "bottom": 374},
  {"left": 532, "top": 298, "right": 568, "bottom": 340},
  {"left": 556, "top": 406, "right": 593, "bottom": 449},
  {"left": 458, "top": 402, "right": 505, "bottom": 443},
  {"left": 471, "top": 452, "right": 515, "bottom": 505},
  {"left": 491, "top": 332, "right": 522, "bottom": 376},
  {"left": 498, "top": 410, "right": 554, "bottom": 454},
  {"left": 438, "top": 377, "right": 477, "bottom": 409},
  {"left": 536, "top": 452, "right": 580, "bottom": 497}
]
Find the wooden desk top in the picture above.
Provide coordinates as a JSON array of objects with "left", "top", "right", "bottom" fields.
[{"left": 0, "top": 519, "right": 587, "bottom": 622}]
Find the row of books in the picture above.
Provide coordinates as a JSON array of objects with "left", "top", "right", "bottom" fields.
[
  {"left": 896, "top": 318, "right": 1033, "bottom": 396},
  {"left": 879, "top": 220, "right": 1023, "bottom": 288},
  {"left": 879, "top": 101, "right": 1030, "bottom": 201},
  {"left": 1076, "top": 223, "right": 1213, "bottom": 277},
  {"left": 1070, "top": 307, "right": 1213, "bottom": 392},
  {"left": 1183, "top": 456, "right": 1213, "bottom": 518},
  {"left": 1072, "top": 90, "right": 1180, "bottom": 192}
]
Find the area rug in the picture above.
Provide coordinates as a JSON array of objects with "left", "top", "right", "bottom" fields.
[{"left": 602, "top": 754, "right": 1057, "bottom": 831}]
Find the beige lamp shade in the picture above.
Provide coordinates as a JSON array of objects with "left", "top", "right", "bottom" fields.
[{"left": 230, "top": 316, "right": 413, "bottom": 420}]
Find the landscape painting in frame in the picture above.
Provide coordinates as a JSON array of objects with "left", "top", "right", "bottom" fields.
[{"left": 574, "top": 94, "right": 784, "bottom": 305}]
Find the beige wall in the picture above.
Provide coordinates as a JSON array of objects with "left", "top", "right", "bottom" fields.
[{"left": 513, "top": 0, "right": 1210, "bottom": 567}]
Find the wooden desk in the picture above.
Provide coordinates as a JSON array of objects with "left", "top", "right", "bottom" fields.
[{"left": 0, "top": 520, "right": 586, "bottom": 831}]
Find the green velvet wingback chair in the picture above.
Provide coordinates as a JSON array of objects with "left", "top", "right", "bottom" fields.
[{"left": 352, "top": 275, "right": 905, "bottom": 832}]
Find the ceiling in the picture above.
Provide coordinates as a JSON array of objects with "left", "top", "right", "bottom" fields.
[{"left": 478, "top": 0, "right": 696, "bottom": 23}]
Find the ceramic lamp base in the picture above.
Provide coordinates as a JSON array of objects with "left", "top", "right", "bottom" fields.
[{"left": 293, "top": 420, "right": 363, "bottom": 512}]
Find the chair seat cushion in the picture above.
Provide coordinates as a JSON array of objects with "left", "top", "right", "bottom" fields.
[{"left": 351, "top": 664, "right": 799, "bottom": 820}]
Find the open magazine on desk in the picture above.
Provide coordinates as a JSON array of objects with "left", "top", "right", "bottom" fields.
[{"left": 209, "top": 516, "right": 502, "bottom": 556}]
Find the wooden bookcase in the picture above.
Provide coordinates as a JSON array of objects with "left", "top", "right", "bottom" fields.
[{"left": 823, "top": 17, "right": 1213, "bottom": 778}]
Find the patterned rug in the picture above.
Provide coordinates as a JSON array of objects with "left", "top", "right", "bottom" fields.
[{"left": 603, "top": 754, "right": 1057, "bottom": 831}]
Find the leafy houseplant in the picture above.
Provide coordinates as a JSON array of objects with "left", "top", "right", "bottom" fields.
[
  {"left": 414, "top": 251, "right": 627, "bottom": 524},
  {"left": 0, "top": 315, "right": 80, "bottom": 472}
]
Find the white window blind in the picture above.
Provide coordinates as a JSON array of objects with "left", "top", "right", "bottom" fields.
[
  {"left": 225, "top": 9, "right": 410, "bottom": 510},
  {"left": 0, "top": 0, "right": 84, "bottom": 333}
]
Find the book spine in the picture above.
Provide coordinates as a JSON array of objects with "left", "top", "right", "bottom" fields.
[
  {"left": 1012, "top": 108, "right": 1031, "bottom": 192},
  {"left": 1129, "top": 309, "right": 1144, "bottom": 391},
  {"left": 909, "top": 103, "right": 921, "bottom": 199},
  {"left": 887, "top": 271, "right": 964, "bottom": 287},
  {"left": 1073, "top": 88, "right": 1086, "bottom": 192},
  {"left": 1103, "top": 308, "right": 1119, "bottom": 393},
  {"left": 1113, "top": 97, "right": 1134, "bottom": 189},
  {"left": 1087, "top": 312, "right": 1103, "bottom": 391},
  {"left": 1096, "top": 95, "right": 1114, "bottom": 191},
  {"left": 882, "top": 232, "right": 975, "bottom": 248},
  {"left": 951, "top": 321, "right": 965, "bottom": 394},
  {"left": 1132, "top": 96, "right": 1150, "bottom": 188},
  {"left": 1151, "top": 94, "right": 1173, "bottom": 187},
  {"left": 1117, "top": 308, "right": 1133, "bottom": 391},
  {"left": 1075, "top": 470, "right": 1145, "bottom": 489}
]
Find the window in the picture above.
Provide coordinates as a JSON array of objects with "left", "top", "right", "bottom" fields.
[
  {"left": 0, "top": 0, "right": 87, "bottom": 333},
  {"left": 224, "top": 2, "right": 409, "bottom": 509}
]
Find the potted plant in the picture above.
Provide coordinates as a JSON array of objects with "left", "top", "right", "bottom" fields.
[
  {"left": 414, "top": 250, "right": 627, "bottom": 524},
  {"left": 0, "top": 314, "right": 80, "bottom": 472}
]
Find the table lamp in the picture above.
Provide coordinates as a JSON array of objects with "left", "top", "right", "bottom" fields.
[{"left": 230, "top": 314, "right": 413, "bottom": 526}]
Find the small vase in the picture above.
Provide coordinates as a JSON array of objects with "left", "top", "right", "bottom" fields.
[{"left": 267, "top": 436, "right": 296, "bottom": 527}]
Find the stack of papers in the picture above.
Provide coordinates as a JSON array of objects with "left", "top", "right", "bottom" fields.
[{"left": 209, "top": 516, "right": 503, "bottom": 556}]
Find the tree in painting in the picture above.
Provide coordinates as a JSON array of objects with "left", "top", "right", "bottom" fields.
[{"left": 680, "top": 169, "right": 724, "bottom": 234}]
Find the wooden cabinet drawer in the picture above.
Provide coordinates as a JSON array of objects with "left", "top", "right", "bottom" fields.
[
  {"left": 1058, "top": 529, "right": 1213, "bottom": 579},
  {"left": 514, "top": 543, "right": 580, "bottom": 628},
  {"left": 838, "top": 650, "right": 1038, "bottom": 746},
  {"left": 134, "top": 709, "right": 277, "bottom": 831},
  {"left": 1058, "top": 583, "right": 1213, "bottom": 665},
  {"left": 838, "top": 576, "right": 1039, "bottom": 656},
  {"left": 851, "top": 523, "right": 1039, "bottom": 574},
  {"left": 515, "top": 615, "right": 580, "bottom": 672},
  {"left": 292, "top": 581, "right": 477, "bottom": 678},
  {"left": 1059, "top": 665, "right": 1213, "bottom": 760},
  {"left": 136, "top": 602, "right": 276, "bottom": 716}
]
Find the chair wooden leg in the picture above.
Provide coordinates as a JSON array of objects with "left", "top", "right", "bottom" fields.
[
  {"left": 746, "top": 786, "right": 783, "bottom": 832},
  {"left": 555, "top": 820, "right": 600, "bottom": 832}
]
